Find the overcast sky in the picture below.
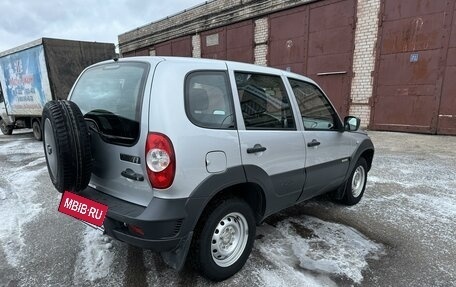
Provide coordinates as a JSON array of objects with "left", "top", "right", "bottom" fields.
[{"left": 0, "top": 0, "right": 204, "bottom": 52}]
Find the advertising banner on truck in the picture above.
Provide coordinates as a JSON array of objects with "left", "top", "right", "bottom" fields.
[{"left": 0, "top": 45, "right": 52, "bottom": 115}]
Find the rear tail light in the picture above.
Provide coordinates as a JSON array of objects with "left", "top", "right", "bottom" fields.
[{"left": 145, "top": 133, "right": 176, "bottom": 189}]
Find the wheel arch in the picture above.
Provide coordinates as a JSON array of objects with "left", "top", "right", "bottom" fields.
[
  {"left": 201, "top": 182, "right": 266, "bottom": 225},
  {"left": 332, "top": 139, "right": 374, "bottom": 201},
  {"left": 187, "top": 166, "right": 268, "bottom": 235},
  {"left": 348, "top": 138, "right": 375, "bottom": 178},
  {"left": 360, "top": 148, "right": 374, "bottom": 172}
]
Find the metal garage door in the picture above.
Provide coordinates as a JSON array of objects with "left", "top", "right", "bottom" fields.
[
  {"left": 155, "top": 36, "right": 192, "bottom": 57},
  {"left": 371, "top": 0, "right": 456, "bottom": 135},
  {"left": 268, "top": 0, "right": 356, "bottom": 118},
  {"left": 438, "top": 3, "right": 456, "bottom": 135},
  {"left": 201, "top": 20, "right": 254, "bottom": 63},
  {"left": 269, "top": 5, "right": 308, "bottom": 75},
  {"left": 122, "top": 48, "right": 149, "bottom": 58}
]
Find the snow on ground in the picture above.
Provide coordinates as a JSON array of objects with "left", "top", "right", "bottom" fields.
[
  {"left": 73, "top": 226, "right": 115, "bottom": 283},
  {"left": 0, "top": 138, "right": 46, "bottom": 267},
  {"left": 367, "top": 154, "right": 456, "bottom": 192},
  {"left": 254, "top": 216, "right": 384, "bottom": 286},
  {"left": 357, "top": 152, "right": 456, "bottom": 243},
  {"left": 361, "top": 191, "right": 456, "bottom": 227}
]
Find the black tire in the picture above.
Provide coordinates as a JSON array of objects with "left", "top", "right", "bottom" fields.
[
  {"left": 42, "top": 100, "right": 92, "bottom": 193},
  {"left": 32, "top": 120, "right": 42, "bottom": 141},
  {"left": 339, "top": 157, "right": 368, "bottom": 205},
  {"left": 0, "top": 119, "right": 13, "bottom": 135},
  {"left": 190, "top": 198, "right": 256, "bottom": 281}
]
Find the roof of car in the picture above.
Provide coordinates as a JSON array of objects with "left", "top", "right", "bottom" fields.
[{"left": 100, "top": 56, "right": 317, "bottom": 85}]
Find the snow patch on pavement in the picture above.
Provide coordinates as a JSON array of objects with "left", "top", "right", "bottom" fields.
[
  {"left": 73, "top": 226, "right": 114, "bottom": 283},
  {"left": 363, "top": 152, "right": 456, "bottom": 239},
  {"left": 256, "top": 216, "right": 383, "bottom": 286},
  {"left": 255, "top": 264, "right": 337, "bottom": 287},
  {"left": 0, "top": 140, "right": 44, "bottom": 158},
  {"left": 368, "top": 154, "right": 456, "bottom": 192},
  {"left": 362, "top": 192, "right": 456, "bottom": 226},
  {"left": 0, "top": 139, "right": 45, "bottom": 267}
]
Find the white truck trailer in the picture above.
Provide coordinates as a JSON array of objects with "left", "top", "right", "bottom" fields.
[{"left": 0, "top": 38, "right": 115, "bottom": 140}]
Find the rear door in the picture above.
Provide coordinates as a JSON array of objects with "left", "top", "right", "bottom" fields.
[
  {"left": 70, "top": 59, "right": 161, "bottom": 206},
  {"left": 227, "top": 63, "right": 306, "bottom": 212},
  {"left": 286, "top": 78, "right": 352, "bottom": 200}
]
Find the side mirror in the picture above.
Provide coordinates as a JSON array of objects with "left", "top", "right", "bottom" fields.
[{"left": 344, "top": 116, "right": 361, "bottom": 131}]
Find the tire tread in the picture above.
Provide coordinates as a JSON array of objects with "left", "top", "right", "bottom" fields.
[{"left": 42, "top": 100, "right": 92, "bottom": 193}]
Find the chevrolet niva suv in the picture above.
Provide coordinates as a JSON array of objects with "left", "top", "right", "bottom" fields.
[{"left": 42, "top": 56, "right": 374, "bottom": 281}]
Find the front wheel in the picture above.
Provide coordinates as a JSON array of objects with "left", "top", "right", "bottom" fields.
[
  {"left": 0, "top": 119, "right": 13, "bottom": 135},
  {"left": 190, "top": 198, "right": 256, "bottom": 281},
  {"left": 340, "top": 157, "right": 368, "bottom": 205}
]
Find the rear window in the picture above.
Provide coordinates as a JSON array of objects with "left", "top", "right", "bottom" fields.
[{"left": 71, "top": 62, "right": 148, "bottom": 145}]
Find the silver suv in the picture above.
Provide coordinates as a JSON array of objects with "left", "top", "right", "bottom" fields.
[{"left": 42, "top": 57, "right": 374, "bottom": 281}]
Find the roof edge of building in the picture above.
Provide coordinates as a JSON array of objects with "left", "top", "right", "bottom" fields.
[{"left": 118, "top": 0, "right": 319, "bottom": 54}]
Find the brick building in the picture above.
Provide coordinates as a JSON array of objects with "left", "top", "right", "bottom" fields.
[{"left": 118, "top": 0, "right": 456, "bottom": 135}]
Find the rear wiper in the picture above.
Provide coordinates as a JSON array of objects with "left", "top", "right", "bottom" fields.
[
  {"left": 85, "top": 119, "right": 135, "bottom": 142},
  {"left": 89, "top": 125, "right": 135, "bottom": 141}
]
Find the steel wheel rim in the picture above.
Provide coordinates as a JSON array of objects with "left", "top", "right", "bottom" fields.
[
  {"left": 211, "top": 212, "right": 249, "bottom": 267},
  {"left": 44, "top": 119, "right": 57, "bottom": 179},
  {"left": 351, "top": 165, "right": 366, "bottom": 197}
]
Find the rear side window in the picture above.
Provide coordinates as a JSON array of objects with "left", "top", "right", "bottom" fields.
[
  {"left": 71, "top": 62, "right": 148, "bottom": 145},
  {"left": 185, "top": 71, "right": 235, "bottom": 129},
  {"left": 235, "top": 72, "right": 296, "bottom": 130}
]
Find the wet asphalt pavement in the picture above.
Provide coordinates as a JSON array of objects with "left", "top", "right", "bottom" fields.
[{"left": 0, "top": 130, "right": 455, "bottom": 287}]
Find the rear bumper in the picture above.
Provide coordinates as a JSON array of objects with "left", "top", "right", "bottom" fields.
[{"left": 78, "top": 187, "right": 205, "bottom": 252}]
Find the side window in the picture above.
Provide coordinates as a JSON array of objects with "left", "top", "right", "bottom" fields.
[
  {"left": 235, "top": 72, "right": 295, "bottom": 130},
  {"left": 185, "top": 71, "right": 235, "bottom": 129},
  {"left": 289, "top": 79, "right": 340, "bottom": 131}
]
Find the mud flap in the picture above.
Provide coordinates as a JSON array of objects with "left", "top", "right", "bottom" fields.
[
  {"left": 161, "top": 231, "right": 193, "bottom": 271},
  {"left": 333, "top": 181, "right": 348, "bottom": 200}
]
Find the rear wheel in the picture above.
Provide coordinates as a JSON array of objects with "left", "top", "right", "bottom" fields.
[
  {"left": 42, "top": 100, "right": 92, "bottom": 193},
  {"left": 32, "top": 120, "right": 42, "bottom": 141},
  {"left": 190, "top": 198, "right": 256, "bottom": 281},
  {"left": 0, "top": 119, "right": 13, "bottom": 135}
]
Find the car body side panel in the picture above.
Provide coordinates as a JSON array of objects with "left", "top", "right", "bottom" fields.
[
  {"left": 281, "top": 75, "right": 357, "bottom": 201},
  {"left": 226, "top": 64, "right": 306, "bottom": 204},
  {"left": 236, "top": 130, "right": 305, "bottom": 196},
  {"left": 149, "top": 60, "right": 242, "bottom": 199},
  {"left": 299, "top": 130, "right": 352, "bottom": 199}
]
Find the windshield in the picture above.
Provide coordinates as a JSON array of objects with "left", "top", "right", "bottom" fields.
[{"left": 71, "top": 62, "right": 148, "bottom": 145}]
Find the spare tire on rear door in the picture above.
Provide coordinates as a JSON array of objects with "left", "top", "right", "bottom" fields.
[{"left": 42, "top": 100, "right": 92, "bottom": 193}]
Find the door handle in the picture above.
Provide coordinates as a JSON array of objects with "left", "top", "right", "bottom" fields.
[
  {"left": 307, "top": 139, "right": 321, "bottom": 147},
  {"left": 121, "top": 168, "right": 144, "bottom": 181},
  {"left": 247, "top": 145, "right": 267, "bottom": 154}
]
